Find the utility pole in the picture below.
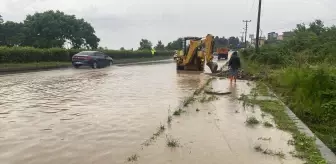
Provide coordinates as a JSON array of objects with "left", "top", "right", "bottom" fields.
[
  {"left": 255, "top": 0, "right": 262, "bottom": 52},
  {"left": 243, "top": 20, "right": 251, "bottom": 48},
  {"left": 249, "top": 34, "right": 254, "bottom": 48},
  {"left": 240, "top": 31, "right": 245, "bottom": 43}
]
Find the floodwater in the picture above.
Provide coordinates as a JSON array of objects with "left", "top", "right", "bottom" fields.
[
  {"left": 0, "top": 57, "right": 304, "bottom": 164},
  {"left": 0, "top": 60, "right": 223, "bottom": 164}
]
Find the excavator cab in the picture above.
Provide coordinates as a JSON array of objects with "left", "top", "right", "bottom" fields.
[
  {"left": 175, "top": 34, "right": 218, "bottom": 73},
  {"left": 182, "top": 37, "right": 202, "bottom": 56}
]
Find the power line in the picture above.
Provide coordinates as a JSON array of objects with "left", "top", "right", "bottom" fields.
[
  {"left": 243, "top": 20, "right": 252, "bottom": 48},
  {"left": 248, "top": 0, "right": 257, "bottom": 15}
]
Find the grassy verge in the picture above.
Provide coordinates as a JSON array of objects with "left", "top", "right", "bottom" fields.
[
  {"left": 242, "top": 82, "right": 327, "bottom": 163},
  {"left": 242, "top": 57, "right": 336, "bottom": 155},
  {"left": 251, "top": 99, "right": 326, "bottom": 164}
]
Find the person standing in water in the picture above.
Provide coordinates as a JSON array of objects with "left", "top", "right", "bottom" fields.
[{"left": 228, "top": 51, "right": 241, "bottom": 83}]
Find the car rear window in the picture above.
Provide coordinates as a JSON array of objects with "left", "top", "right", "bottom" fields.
[{"left": 76, "top": 52, "right": 95, "bottom": 56}]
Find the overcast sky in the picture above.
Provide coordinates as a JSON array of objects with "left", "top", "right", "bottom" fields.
[{"left": 1, "top": 0, "right": 336, "bottom": 49}]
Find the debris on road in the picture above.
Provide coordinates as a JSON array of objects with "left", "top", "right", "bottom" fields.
[{"left": 204, "top": 90, "right": 231, "bottom": 95}]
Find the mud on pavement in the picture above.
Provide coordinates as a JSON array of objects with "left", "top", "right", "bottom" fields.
[{"left": 124, "top": 77, "right": 306, "bottom": 164}]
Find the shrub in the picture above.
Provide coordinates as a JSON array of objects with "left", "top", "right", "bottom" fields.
[
  {"left": 241, "top": 19, "right": 336, "bottom": 153},
  {"left": 0, "top": 46, "right": 173, "bottom": 63}
]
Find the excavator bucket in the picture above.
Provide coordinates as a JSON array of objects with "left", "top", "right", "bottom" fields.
[{"left": 207, "top": 61, "right": 218, "bottom": 73}]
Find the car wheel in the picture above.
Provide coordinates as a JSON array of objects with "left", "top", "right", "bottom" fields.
[
  {"left": 74, "top": 65, "right": 80, "bottom": 69},
  {"left": 92, "top": 62, "right": 98, "bottom": 69},
  {"left": 109, "top": 61, "right": 113, "bottom": 66}
]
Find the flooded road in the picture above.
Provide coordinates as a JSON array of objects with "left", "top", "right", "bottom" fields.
[
  {"left": 0, "top": 61, "right": 222, "bottom": 164},
  {"left": 0, "top": 54, "right": 305, "bottom": 164}
]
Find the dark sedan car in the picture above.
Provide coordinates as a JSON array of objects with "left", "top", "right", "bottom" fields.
[{"left": 72, "top": 51, "right": 114, "bottom": 69}]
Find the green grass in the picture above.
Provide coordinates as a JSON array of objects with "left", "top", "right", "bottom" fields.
[
  {"left": 167, "top": 115, "right": 172, "bottom": 124},
  {"left": 253, "top": 144, "right": 285, "bottom": 158},
  {"left": 193, "top": 77, "right": 216, "bottom": 95},
  {"left": 243, "top": 59, "right": 328, "bottom": 162},
  {"left": 251, "top": 82, "right": 270, "bottom": 96},
  {"left": 143, "top": 124, "right": 166, "bottom": 146},
  {"left": 245, "top": 116, "right": 260, "bottom": 126},
  {"left": 263, "top": 121, "right": 274, "bottom": 128},
  {"left": 251, "top": 99, "right": 327, "bottom": 164},
  {"left": 127, "top": 154, "right": 139, "bottom": 162},
  {"left": 166, "top": 136, "right": 180, "bottom": 148},
  {"left": 242, "top": 56, "right": 336, "bottom": 155},
  {"left": 173, "top": 108, "right": 186, "bottom": 116},
  {"left": 183, "top": 96, "right": 195, "bottom": 107},
  {"left": 239, "top": 20, "right": 336, "bottom": 161}
]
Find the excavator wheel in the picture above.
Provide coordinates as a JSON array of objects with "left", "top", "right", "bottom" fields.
[{"left": 207, "top": 62, "right": 218, "bottom": 73}]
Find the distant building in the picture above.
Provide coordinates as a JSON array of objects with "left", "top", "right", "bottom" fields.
[
  {"left": 251, "top": 37, "right": 266, "bottom": 47},
  {"left": 267, "top": 32, "right": 278, "bottom": 40},
  {"left": 282, "top": 31, "right": 294, "bottom": 40},
  {"left": 277, "top": 35, "right": 283, "bottom": 40}
]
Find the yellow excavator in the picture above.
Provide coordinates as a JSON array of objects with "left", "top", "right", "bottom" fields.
[{"left": 175, "top": 34, "right": 218, "bottom": 73}]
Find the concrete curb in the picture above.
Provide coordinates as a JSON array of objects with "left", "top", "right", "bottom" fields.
[
  {"left": 265, "top": 86, "right": 336, "bottom": 164},
  {"left": 0, "top": 65, "right": 72, "bottom": 75}
]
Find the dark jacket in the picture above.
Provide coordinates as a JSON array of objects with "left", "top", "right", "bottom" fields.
[{"left": 228, "top": 52, "right": 241, "bottom": 70}]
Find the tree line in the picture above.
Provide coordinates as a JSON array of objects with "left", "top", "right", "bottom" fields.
[
  {"left": 0, "top": 10, "right": 241, "bottom": 51},
  {"left": 136, "top": 36, "right": 241, "bottom": 51},
  {"left": 0, "top": 11, "right": 100, "bottom": 49}
]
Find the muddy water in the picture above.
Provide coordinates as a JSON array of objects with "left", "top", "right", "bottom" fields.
[{"left": 0, "top": 61, "right": 225, "bottom": 164}]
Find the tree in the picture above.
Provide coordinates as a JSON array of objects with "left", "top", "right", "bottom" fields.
[
  {"left": 138, "top": 39, "right": 152, "bottom": 50},
  {"left": 166, "top": 38, "right": 183, "bottom": 50},
  {"left": 154, "top": 40, "right": 165, "bottom": 50},
  {"left": 120, "top": 47, "right": 125, "bottom": 50},
  {"left": 308, "top": 19, "right": 325, "bottom": 36},
  {"left": 0, "top": 21, "right": 25, "bottom": 46},
  {"left": 0, "top": 15, "right": 3, "bottom": 24},
  {"left": 214, "top": 36, "right": 229, "bottom": 49},
  {"left": 294, "top": 23, "right": 307, "bottom": 33},
  {"left": 294, "top": 20, "right": 325, "bottom": 36},
  {"left": 22, "top": 10, "right": 100, "bottom": 49},
  {"left": 228, "top": 36, "right": 240, "bottom": 48}
]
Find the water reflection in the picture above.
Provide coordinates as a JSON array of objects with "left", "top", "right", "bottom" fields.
[{"left": 229, "top": 82, "right": 238, "bottom": 100}]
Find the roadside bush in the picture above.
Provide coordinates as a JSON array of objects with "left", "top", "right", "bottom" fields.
[
  {"left": 0, "top": 46, "right": 173, "bottom": 63},
  {"left": 241, "top": 19, "right": 336, "bottom": 153},
  {"left": 267, "top": 67, "right": 336, "bottom": 152},
  {"left": 101, "top": 50, "right": 172, "bottom": 59}
]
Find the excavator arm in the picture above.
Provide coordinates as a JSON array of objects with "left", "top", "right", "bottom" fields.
[
  {"left": 202, "top": 34, "right": 218, "bottom": 73},
  {"left": 182, "top": 39, "right": 202, "bottom": 65}
]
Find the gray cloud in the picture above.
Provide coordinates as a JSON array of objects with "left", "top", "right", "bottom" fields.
[{"left": 1, "top": 0, "right": 336, "bottom": 49}]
